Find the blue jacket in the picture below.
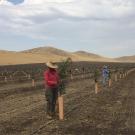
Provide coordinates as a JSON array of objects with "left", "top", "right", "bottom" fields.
[{"left": 102, "top": 68, "right": 109, "bottom": 77}]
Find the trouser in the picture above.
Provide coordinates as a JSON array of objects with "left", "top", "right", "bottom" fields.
[
  {"left": 103, "top": 76, "right": 109, "bottom": 85},
  {"left": 45, "top": 87, "right": 58, "bottom": 116}
]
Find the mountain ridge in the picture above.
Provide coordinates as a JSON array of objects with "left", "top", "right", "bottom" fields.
[{"left": 0, "top": 46, "right": 134, "bottom": 65}]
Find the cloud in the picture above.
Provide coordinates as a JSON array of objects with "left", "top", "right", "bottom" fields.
[
  {"left": 1, "top": 0, "right": 135, "bottom": 32},
  {"left": 0, "top": 0, "right": 135, "bottom": 57}
]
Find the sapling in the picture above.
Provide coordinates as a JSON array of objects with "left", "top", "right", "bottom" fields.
[
  {"left": 58, "top": 57, "right": 72, "bottom": 95},
  {"left": 94, "top": 69, "right": 100, "bottom": 94},
  {"left": 57, "top": 57, "right": 72, "bottom": 120},
  {"left": 94, "top": 69, "right": 100, "bottom": 83},
  {"left": 114, "top": 69, "right": 118, "bottom": 82},
  {"left": 108, "top": 69, "right": 112, "bottom": 87}
]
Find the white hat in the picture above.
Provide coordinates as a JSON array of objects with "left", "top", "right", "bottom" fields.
[{"left": 46, "top": 62, "right": 58, "bottom": 69}]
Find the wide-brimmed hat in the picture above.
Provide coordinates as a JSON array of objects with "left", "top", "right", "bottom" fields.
[{"left": 46, "top": 62, "right": 58, "bottom": 69}]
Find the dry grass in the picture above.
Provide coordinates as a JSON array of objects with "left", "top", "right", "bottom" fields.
[{"left": 0, "top": 47, "right": 134, "bottom": 65}]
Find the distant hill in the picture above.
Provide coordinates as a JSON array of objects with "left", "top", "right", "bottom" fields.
[
  {"left": 22, "top": 46, "right": 115, "bottom": 62},
  {"left": 22, "top": 46, "right": 70, "bottom": 57},
  {"left": 74, "top": 51, "right": 102, "bottom": 58},
  {"left": 73, "top": 51, "right": 114, "bottom": 62},
  {"left": 0, "top": 46, "right": 134, "bottom": 65},
  {"left": 0, "top": 51, "right": 57, "bottom": 65},
  {"left": 115, "top": 55, "right": 135, "bottom": 63}
]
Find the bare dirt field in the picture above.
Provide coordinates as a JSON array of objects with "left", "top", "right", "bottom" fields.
[{"left": 0, "top": 71, "right": 135, "bottom": 135}]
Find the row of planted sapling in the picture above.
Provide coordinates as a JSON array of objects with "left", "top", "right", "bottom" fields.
[
  {"left": 7, "top": 63, "right": 135, "bottom": 77},
  {"left": 0, "top": 63, "right": 134, "bottom": 87},
  {"left": 93, "top": 67, "right": 135, "bottom": 94},
  {"left": 0, "top": 62, "right": 134, "bottom": 79},
  {"left": 0, "top": 65, "right": 94, "bottom": 85},
  {"left": 0, "top": 68, "right": 132, "bottom": 88}
]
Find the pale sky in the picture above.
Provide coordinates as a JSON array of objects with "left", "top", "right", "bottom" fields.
[{"left": 0, "top": 0, "right": 135, "bottom": 57}]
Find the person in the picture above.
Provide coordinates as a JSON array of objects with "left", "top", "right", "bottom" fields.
[
  {"left": 44, "top": 62, "right": 60, "bottom": 119},
  {"left": 102, "top": 65, "right": 109, "bottom": 86}
]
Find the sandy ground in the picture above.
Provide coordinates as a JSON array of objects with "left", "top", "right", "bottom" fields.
[{"left": 0, "top": 70, "right": 135, "bottom": 135}]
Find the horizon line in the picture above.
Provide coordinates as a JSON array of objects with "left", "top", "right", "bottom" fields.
[{"left": 0, "top": 45, "right": 134, "bottom": 59}]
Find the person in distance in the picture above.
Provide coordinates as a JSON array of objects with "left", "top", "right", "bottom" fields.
[{"left": 102, "top": 65, "right": 109, "bottom": 86}]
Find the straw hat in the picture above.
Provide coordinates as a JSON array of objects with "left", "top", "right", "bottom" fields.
[{"left": 46, "top": 62, "right": 58, "bottom": 69}]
